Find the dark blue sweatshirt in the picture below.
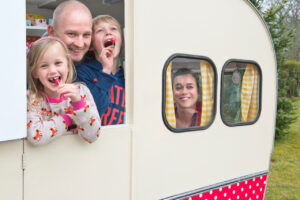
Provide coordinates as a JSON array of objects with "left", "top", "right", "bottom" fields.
[{"left": 75, "top": 59, "right": 125, "bottom": 125}]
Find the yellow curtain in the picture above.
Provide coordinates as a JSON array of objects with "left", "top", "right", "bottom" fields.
[
  {"left": 165, "top": 62, "right": 176, "bottom": 128},
  {"left": 200, "top": 60, "right": 214, "bottom": 126},
  {"left": 241, "top": 64, "right": 259, "bottom": 122}
]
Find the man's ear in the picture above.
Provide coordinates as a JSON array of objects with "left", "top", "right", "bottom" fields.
[{"left": 48, "top": 25, "right": 55, "bottom": 36}]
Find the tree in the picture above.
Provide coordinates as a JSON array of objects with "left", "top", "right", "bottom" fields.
[
  {"left": 250, "top": 0, "right": 298, "bottom": 137},
  {"left": 263, "top": 0, "right": 295, "bottom": 67},
  {"left": 250, "top": 0, "right": 264, "bottom": 10},
  {"left": 276, "top": 97, "right": 297, "bottom": 135},
  {"left": 285, "top": 0, "right": 300, "bottom": 60},
  {"left": 281, "top": 60, "right": 300, "bottom": 96}
]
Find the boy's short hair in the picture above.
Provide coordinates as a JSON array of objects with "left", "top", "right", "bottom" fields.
[{"left": 93, "top": 15, "right": 122, "bottom": 34}]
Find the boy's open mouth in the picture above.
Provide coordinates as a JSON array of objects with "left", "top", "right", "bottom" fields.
[{"left": 104, "top": 38, "right": 116, "bottom": 48}]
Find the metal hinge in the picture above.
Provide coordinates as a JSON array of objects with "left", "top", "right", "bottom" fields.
[{"left": 22, "top": 153, "right": 26, "bottom": 171}]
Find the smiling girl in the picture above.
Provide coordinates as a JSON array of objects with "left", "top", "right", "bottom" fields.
[{"left": 27, "top": 37, "right": 101, "bottom": 146}]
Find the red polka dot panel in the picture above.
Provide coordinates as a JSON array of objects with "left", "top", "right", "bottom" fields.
[{"left": 182, "top": 175, "right": 267, "bottom": 200}]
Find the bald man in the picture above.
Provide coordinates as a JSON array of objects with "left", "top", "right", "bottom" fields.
[{"left": 48, "top": 0, "right": 92, "bottom": 64}]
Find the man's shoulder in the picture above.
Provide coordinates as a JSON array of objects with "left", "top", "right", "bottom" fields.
[
  {"left": 75, "top": 59, "right": 102, "bottom": 82},
  {"left": 76, "top": 59, "right": 101, "bottom": 71}
]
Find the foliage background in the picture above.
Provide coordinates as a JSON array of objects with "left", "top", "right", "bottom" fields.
[
  {"left": 250, "top": 1, "right": 300, "bottom": 199},
  {"left": 251, "top": 0, "right": 299, "bottom": 137}
]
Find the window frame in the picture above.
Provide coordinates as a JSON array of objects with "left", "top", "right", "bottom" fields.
[
  {"left": 220, "top": 59, "right": 262, "bottom": 127},
  {"left": 162, "top": 53, "right": 218, "bottom": 133}
]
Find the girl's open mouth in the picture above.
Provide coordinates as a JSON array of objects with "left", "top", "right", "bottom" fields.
[{"left": 49, "top": 77, "right": 61, "bottom": 85}]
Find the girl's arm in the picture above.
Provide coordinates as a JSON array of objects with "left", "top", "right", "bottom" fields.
[
  {"left": 69, "top": 84, "right": 101, "bottom": 143},
  {"left": 27, "top": 106, "right": 71, "bottom": 146}
]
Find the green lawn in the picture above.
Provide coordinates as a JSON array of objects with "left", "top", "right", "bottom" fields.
[{"left": 265, "top": 98, "right": 300, "bottom": 200}]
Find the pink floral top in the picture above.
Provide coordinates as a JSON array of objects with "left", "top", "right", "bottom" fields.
[{"left": 27, "top": 83, "right": 101, "bottom": 146}]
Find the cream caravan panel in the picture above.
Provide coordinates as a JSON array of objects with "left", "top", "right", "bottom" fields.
[
  {"left": 0, "top": 140, "right": 23, "bottom": 200},
  {"left": 132, "top": 0, "right": 276, "bottom": 199},
  {"left": 24, "top": 126, "right": 131, "bottom": 200}
]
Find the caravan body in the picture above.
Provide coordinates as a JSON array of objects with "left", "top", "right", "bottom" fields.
[{"left": 0, "top": 0, "right": 276, "bottom": 199}]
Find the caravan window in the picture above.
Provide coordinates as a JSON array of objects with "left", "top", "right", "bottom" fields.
[
  {"left": 221, "top": 60, "right": 262, "bottom": 126},
  {"left": 162, "top": 54, "right": 217, "bottom": 132},
  {"left": 26, "top": 0, "right": 125, "bottom": 127}
]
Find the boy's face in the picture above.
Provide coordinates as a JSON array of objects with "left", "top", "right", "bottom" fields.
[{"left": 92, "top": 21, "right": 122, "bottom": 59}]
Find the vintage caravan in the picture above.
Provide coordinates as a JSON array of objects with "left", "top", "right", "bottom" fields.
[{"left": 0, "top": 0, "right": 277, "bottom": 199}]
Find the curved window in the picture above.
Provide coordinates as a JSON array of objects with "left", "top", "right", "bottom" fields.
[
  {"left": 221, "top": 60, "right": 262, "bottom": 126},
  {"left": 162, "top": 54, "right": 217, "bottom": 132}
]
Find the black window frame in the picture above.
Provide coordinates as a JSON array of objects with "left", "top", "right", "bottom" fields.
[
  {"left": 220, "top": 59, "right": 262, "bottom": 127},
  {"left": 162, "top": 53, "right": 218, "bottom": 133}
]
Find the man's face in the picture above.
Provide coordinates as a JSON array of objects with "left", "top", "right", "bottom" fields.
[{"left": 52, "top": 10, "right": 92, "bottom": 63}]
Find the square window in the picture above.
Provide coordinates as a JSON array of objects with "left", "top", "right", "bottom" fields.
[
  {"left": 163, "top": 54, "right": 216, "bottom": 132},
  {"left": 221, "top": 60, "right": 261, "bottom": 126}
]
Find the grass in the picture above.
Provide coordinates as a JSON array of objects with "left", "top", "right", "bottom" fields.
[{"left": 264, "top": 98, "right": 300, "bottom": 200}]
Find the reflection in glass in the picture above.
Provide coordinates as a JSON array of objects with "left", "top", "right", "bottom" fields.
[
  {"left": 222, "top": 62, "right": 260, "bottom": 124},
  {"left": 164, "top": 56, "right": 215, "bottom": 130},
  {"left": 172, "top": 68, "right": 201, "bottom": 128}
]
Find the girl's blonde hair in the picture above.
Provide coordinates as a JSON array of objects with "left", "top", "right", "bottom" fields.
[{"left": 27, "top": 37, "right": 75, "bottom": 107}]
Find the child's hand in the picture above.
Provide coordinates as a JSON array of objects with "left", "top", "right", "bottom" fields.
[
  {"left": 98, "top": 46, "right": 114, "bottom": 74},
  {"left": 57, "top": 84, "right": 81, "bottom": 102}
]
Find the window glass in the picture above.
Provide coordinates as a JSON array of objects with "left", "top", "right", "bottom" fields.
[
  {"left": 163, "top": 55, "right": 216, "bottom": 132},
  {"left": 221, "top": 61, "right": 261, "bottom": 125}
]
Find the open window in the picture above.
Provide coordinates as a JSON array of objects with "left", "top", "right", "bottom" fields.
[
  {"left": 162, "top": 54, "right": 217, "bottom": 132},
  {"left": 221, "top": 60, "right": 262, "bottom": 126},
  {"left": 26, "top": 0, "right": 126, "bottom": 126}
]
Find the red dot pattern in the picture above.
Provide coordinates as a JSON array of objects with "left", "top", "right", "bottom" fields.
[{"left": 183, "top": 175, "right": 267, "bottom": 200}]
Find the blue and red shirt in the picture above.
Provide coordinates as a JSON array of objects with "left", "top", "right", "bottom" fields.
[{"left": 75, "top": 59, "right": 125, "bottom": 125}]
